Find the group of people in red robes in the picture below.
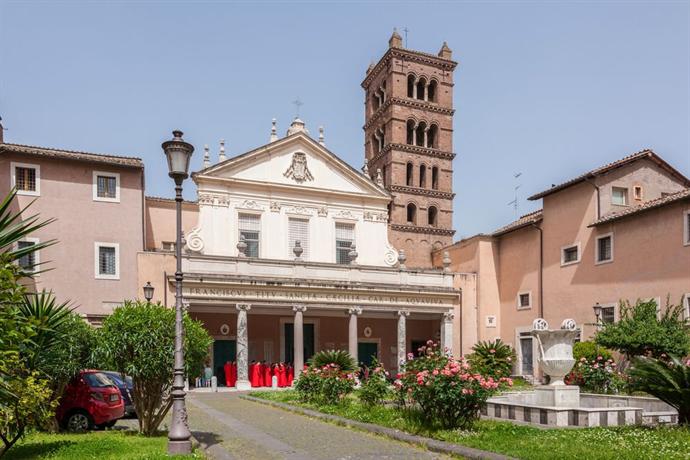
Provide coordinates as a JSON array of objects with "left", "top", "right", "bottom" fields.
[{"left": 221, "top": 360, "right": 294, "bottom": 388}]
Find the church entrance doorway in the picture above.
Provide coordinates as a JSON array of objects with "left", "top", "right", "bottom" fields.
[
  {"left": 213, "top": 339, "right": 236, "bottom": 386},
  {"left": 284, "top": 323, "right": 315, "bottom": 365}
]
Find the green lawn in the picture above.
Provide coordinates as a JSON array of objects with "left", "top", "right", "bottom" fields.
[
  {"left": 5, "top": 430, "right": 204, "bottom": 460},
  {"left": 252, "top": 390, "right": 690, "bottom": 460}
]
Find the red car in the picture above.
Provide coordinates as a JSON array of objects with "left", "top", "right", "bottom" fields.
[{"left": 57, "top": 370, "right": 125, "bottom": 431}]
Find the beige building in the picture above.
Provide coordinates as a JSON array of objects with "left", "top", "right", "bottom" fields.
[{"left": 437, "top": 149, "right": 690, "bottom": 379}]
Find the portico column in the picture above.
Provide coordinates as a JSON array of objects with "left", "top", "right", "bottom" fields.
[
  {"left": 235, "top": 303, "right": 251, "bottom": 390},
  {"left": 397, "top": 310, "right": 410, "bottom": 369},
  {"left": 441, "top": 311, "right": 455, "bottom": 355},
  {"left": 293, "top": 305, "right": 307, "bottom": 380},
  {"left": 348, "top": 307, "right": 362, "bottom": 364}
]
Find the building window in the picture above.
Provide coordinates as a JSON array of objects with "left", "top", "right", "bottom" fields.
[
  {"left": 406, "top": 120, "right": 415, "bottom": 145},
  {"left": 161, "top": 241, "right": 175, "bottom": 252},
  {"left": 335, "top": 222, "right": 355, "bottom": 264},
  {"left": 11, "top": 162, "right": 40, "bottom": 196},
  {"left": 428, "top": 206, "right": 438, "bottom": 227},
  {"left": 95, "top": 242, "right": 119, "bottom": 280},
  {"left": 238, "top": 213, "right": 261, "bottom": 257},
  {"left": 633, "top": 185, "right": 643, "bottom": 201},
  {"left": 16, "top": 238, "right": 39, "bottom": 273},
  {"left": 612, "top": 187, "right": 628, "bottom": 206},
  {"left": 595, "top": 233, "right": 613, "bottom": 264},
  {"left": 416, "top": 77, "right": 426, "bottom": 101},
  {"left": 517, "top": 291, "right": 531, "bottom": 310},
  {"left": 93, "top": 171, "right": 120, "bottom": 202},
  {"left": 406, "top": 162, "right": 414, "bottom": 186},
  {"left": 288, "top": 218, "right": 309, "bottom": 260},
  {"left": 427, "top": 124, "right": 438, "bottom": 149},
  {"left": 419, "top": 164, "right": 426, "bottom": 188},
  {"left": 406, "top": 203, "right": 417, "bottom": 225},
  {"left": 415, "top": 122, "right": 427, "bottom": 147},
  {"left": 561, "top": 243, "right": 580, "bottom": 266},
  {"left": 431, "top": 166, "right": 439, "bottom": 190},
  {"left": 407, "top": 74, "right": 415, "bottom": 98},
  {"left": 428, "top": 80, "right": 437, "bottom": 102},
  {"left": 601, "top": 305, "right": 615, "bottom": 324},
  {"left": 684, "top": 210, "right": 690, "bottom": 246}
]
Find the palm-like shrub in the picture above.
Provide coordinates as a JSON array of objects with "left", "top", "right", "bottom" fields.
[
  {"left": 468, "top": 339, "right": 516, "bottom": 379},
  {"left": 629, "top": 355, "right": 690, "bottom": 425},
  {"left": 308, "top": 349, "right": 356, "bottom": 372}
]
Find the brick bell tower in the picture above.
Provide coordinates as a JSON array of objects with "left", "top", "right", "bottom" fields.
[{"left": 362, "top": 30, "right": 457, "bottom": 268}]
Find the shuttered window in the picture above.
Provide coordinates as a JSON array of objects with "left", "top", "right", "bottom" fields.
[
  {"left": 238, "top": 213, "right": 261, "bottom": 257},
  {"left": 288, "top": 218, "right": 309, "bottom": 260},
  {"left": 335, "top": 223, "right": 354, "bottom": 264}
]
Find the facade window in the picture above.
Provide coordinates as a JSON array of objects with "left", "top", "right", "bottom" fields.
[
  {"left": 601, "top": 306, "right": 615, "bottom": 324},
  {"left": 335, "top": 222, "right": 355, "bottom": 264},
  {"left": 161, "top": 241, "right": 175, "bottom": 252},
  {"left": 406, "top": 120, "right": 415, "bottom": 145},
  {"left": 407, "top": 75, "right": 415, "bottom": 98},
  {"left": 95, "top": 242, "right": 119, "bottom": 280},
  {"left": 416, "top": 77, "right": 426, "bottom": 101},
  {"left": 518, "top": 332, "right": 534, "bottom": 375},
  {"left": 17, "top": 238, "right": 39, "bottom": 273},
  {"left": 406, "top": 203, "right": 417, "bottom": 224},
  {"left": 427, "top": 124, "right": 438, "bottom": 149},
  {"left": 684, "top": 210, "right": 690, "bottom": 246},
  {"left": 288, "top": 218, "right": 309, "bottom": 260},
  {"left": 415, "top": 122, "right": 426, "bottom": 147},
  {"left": 633, "top": 185, "right": 643, "bottom": 201},
  {"left": 612, "top": 187, "right": 628, "bottom": 206},
  {"left": 11, "top": 162, "right": 40, "bottom": 196},
  {"left": 428, "top": 206, "right": 438, "bottom": 227},
  {"left": 517, "top": 291, "right": 531, "bottom": 309},
  {"left": 419, "top": 164, "right": 426, "bottom": 188},
  {"left": 238, "top": 213, "right": 261, "bottom": 257},
  {"left": 428, "top": 80, "right": 437, "bottom": 102},
  {"left": 561, "top": 243, "right": 580, "bottom": 266},
  {"left": 596, "top": 233, "right": 613, "bottom": 264},
  {"left": 431, "top": 166, "right": 439, "bottom": 190},
  {"left": 406, "top": 162, "right": 414, "bottom": 186},
  {"left": 93, "top": 171, "right": 120, "bottom": 202},
  {"left": 683, "top": 294, "right": 690, "bottom": 321}
]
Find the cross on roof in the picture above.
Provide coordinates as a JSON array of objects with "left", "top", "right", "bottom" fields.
[{"left": 292, "top": 98, "right": 303, "bottom": 117}]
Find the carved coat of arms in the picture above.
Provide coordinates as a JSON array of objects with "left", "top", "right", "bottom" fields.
[{"left": 284, "top": 152, "right": 314, "bottom": 183}]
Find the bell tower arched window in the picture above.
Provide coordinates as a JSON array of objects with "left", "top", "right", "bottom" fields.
[
  {"left": 427, "top": 124, "right": 438, "bottom": 149},
  {"left": 431, "top": 166, "right": 439, "bottom": 190},
  {"left": 407, "top": 75, "right": 415, "bottom": 98},
  {"left": 406, "top": 162, "right": 414, "bottom": 186},
  {"left": 428, "top": 80, "right": 437, "bottom": 102},
  {"left": 406, "top": 203, "right": 417, "bottom": 224},
  {"left": 406, "top": 120, "right": 415, "bottom": 145},
  {"left": 415, "top": 122, "right": 427, "bottom": 147},
  {"left": 416, "top": 77, "right": 426, "bottom": 101},
  {"left": 428, "top": 206, "right": 438, "bottom": 227},
  {"left": 419, "top": 164, "right": 426, "bottom": 188}
]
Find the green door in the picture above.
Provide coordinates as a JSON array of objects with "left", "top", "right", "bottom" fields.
[
  {"left": 284, "top": 323, "right": 315, "bottom": 364},
  {"left": 213, "top": 340, "right": 236, "bottom": 386},
  {"left": 357, "top": 342, "right": 378, "bottom": 368}
]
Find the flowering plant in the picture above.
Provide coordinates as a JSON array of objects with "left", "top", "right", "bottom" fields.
[
  {"left": 468, "top": 339, "right": 516, "bottom": 379},
  {"left": 358, "top": 359, "right": 391, "bottom": 407},
  {"left": 565, "top": 355, "right": 625, "bottom": 394},
  {"left": 295, "top": 363, "right": 356, "bottom": 405},
  {"left": 395, "top": 341, "right": 511, "bottom": 429}
]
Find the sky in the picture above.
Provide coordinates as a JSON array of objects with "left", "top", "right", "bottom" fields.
[{"left": 1, "top": 1, "right": 688, "bottom": 239}]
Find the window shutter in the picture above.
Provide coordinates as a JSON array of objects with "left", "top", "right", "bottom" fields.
[
  {"left": 288, "top": 218, "right": 309, "bottom": 259},
  {"left": 238, "top": 214, "right": 261, "bottom": 257}
]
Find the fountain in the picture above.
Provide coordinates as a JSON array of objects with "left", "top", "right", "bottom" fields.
[{"left": 531, "top": 318, "right": 580, "bottom": 407}]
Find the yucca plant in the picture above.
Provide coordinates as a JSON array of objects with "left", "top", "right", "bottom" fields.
[
  {"left": 629, "top": 355, "right": 690, "bottom": 425},
  {"left": 308, "top": 349, "right": 356, "bottom": 371},
  {"left": 468, "top": 339, "right": 517, "bottom": 379}
]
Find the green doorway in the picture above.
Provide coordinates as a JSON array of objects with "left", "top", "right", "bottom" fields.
[
  {"left": 357, "top": 342, "right": 379, "bottom": 368},
  {"left": 212, "top": 340, "right": 236, "bottom": 386},
  {"left": 284, "top": 323, "right": 315, "bottom": 364}
]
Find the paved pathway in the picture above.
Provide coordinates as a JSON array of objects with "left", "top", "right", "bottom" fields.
[{"left": 187, "top": 392, "right": 450, "bottom": 460}]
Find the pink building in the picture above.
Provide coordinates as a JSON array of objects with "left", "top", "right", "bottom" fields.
[
  {"left": 0, "top": 140, "right": 145, "bottom": 323},
  {"left": 437, "top": 149, "right": 690, "bottom": 380}
]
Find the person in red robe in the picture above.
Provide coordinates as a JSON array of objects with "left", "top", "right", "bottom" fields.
[
  {"left": 258, "top": 361, "right": 266, "bottom": 387},
  {"left": 287, "top": 364, "right": 294, "bottom": 386},
  {"left": 230, "top": 361, "right": 237, "bottom": 387},
  {"left": 263, "top": 362, "right": 272, "bottom": 387},
  {"left": 277, "top": 363, "right": 287, "bottom": 387},
  {"left": 223, "top": 361, "right": 232, "bottom": 387},
  {"left": 249, "top": 361, "right": 258, "bottom": 387}
]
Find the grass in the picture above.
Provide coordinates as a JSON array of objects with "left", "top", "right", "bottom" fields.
[
  {"left": 4, "top": 430, "right": 204, "bottom": 459},
  {"left": 251, "top": 390, "right": 690, "bottom": 460}
]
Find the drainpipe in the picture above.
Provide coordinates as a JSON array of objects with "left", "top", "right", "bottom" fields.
[
  {"left": 531, "top": 222, "right": 544, "bottom": 318},
  {"left": 584, "top": 177, "right": 601, "bottom": 220}
]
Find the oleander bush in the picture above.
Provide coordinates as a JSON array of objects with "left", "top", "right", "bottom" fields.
[
  {"left": 295, "top": 364, "right": 356, "bottom": 405},
  {"left": 468, "top": 339, "right": 516, "bottom": 379},
  {"left": 565, "top": 355, "right": 626, "bottom": 394},
  {"left": 358, "top": 359, "right": 391, "bottom": 407},
  {"left": 395, "top": 340, "right": 511, "bottom": 430}
]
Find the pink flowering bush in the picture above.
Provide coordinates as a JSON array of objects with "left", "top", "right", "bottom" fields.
[
  {"left": 395, "top": 341, "right": 511, "bottom": 429},
  {"left": 358, "top": 359, "right": 391, "bottom": 407},
  {"left": 295, "top": 363, "right": 356, "bottom": 405},
  {"left": 565, "top": 355, "right": 625, "bottom": 394}
]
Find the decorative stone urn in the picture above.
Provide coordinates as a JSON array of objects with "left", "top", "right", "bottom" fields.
[{"left": 531, "top": 318, "right": 579, "bottom": 386}]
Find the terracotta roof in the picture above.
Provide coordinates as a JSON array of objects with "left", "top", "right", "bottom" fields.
[
  {"left": 528, "top": 149, "right": 690, "bottom": 201},
  {"left": 0, "top": 142, "right": 143, "bottom": 168},
  {"left": 589, "top": 188, "right": 690, "bottom": 227},
  {"left": 145, "top": 195, "right": 198, "bottom": 205},
  {"left": 492, "top": 209, "right": 543, "bottom": 237}
]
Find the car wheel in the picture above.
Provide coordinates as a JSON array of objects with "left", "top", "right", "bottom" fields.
[{"left": 65, "top": 410, "right": 93, "bottom": 432}]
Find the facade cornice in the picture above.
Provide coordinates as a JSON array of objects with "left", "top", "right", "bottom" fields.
[
  {"left": 368, "top": 143, "right": 455, "bottom": 166},
  {"left": 362, "top": 47, "right": 458, "bottom": 88},
  {"left": 364, "top": 97, "right": 455, "bottom": 130},
  {"left": 389, "top": 185, "right": 455, "bottom": 200},
  {"left": 390, "top": 223, "right": 456, "bottom": 236}
]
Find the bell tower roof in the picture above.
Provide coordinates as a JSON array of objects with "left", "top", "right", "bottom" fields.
[{"left": 388, "top": 28, "right": 403, "bottom": 48}]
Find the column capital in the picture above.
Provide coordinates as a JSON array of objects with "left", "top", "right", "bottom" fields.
[
  {"left": 443, "top": 311, "right": 455, "bottom": 322},
  {"left": 397, "top": 309, "right": 410, "bottom": 318},
  {"left": 236, "top": 303, "right": 251, "bottom": 312},
  {"left": 348, "top": 306, "right": 362, "bottom": 316},
  {"left": 292, "top": 305, "right": 307, "bottom": 313}
]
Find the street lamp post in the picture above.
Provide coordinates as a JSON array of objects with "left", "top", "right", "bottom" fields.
[
  {"left": 143, "top": 281, "right": 154, "bottom": 303},
  {"left": 592, "top": 302, "right": 602, "bottom": 357},
  {"left": 162, "top": 130, "right": 194, "bottom": 455}
]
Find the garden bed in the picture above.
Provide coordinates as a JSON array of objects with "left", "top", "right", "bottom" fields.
[{"left": 250, "top": 390, "right": 690, "bottom": 460}]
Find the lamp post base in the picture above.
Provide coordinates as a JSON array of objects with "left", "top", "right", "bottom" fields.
[{"left": 168, "top": 440, "right": 193, "bottom": 455}]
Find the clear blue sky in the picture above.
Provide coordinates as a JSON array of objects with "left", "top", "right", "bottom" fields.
[{"left": 1, "top": 1, "right": 688, "bottom": 238}]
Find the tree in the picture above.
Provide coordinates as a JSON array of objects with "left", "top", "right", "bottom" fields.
[
  {"left": 595, "top": 298, "right": 690, "bottom": 360},
  {"left": 95, "top": 301, "right": 212, "bottom": 435}
]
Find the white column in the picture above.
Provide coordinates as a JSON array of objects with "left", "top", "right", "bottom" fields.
[
  {"left": 293, "top": 305, "right": 307, "bottom": 380},
  {"left": 411, "top": 124, "right": 416, "bottom": 146},
  {"left": 235, "top": 303, "right": 251, "bottom": 390},
  {"left": 441, "top": 311, "right": 455, "bottom": 355},
  {"left": 412, "top": 78, "right": 418, "bottom": 99},
  {"left": 348, "top": 307, "right": 362, "bottom": 364},
  {"left": 397, "top": 310, "right": 409, "bottom": 370}
]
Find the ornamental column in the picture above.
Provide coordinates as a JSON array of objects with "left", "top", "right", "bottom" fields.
[
  {"left": 235, "top": 303, "right": 251, "bottom": 390},
  {"left": 440, "top": 311, "right": 455, "bottom": 355},
  {"left": 348, "top": 307, "right": 362, "bottom": 364},
  {"left": 293, "top": 305, "right": 307, "bottom": 380},
  {"left": 397, "top": 310, "right": 409, "bottom": 370}
]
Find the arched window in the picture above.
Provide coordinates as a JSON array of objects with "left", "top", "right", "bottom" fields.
[
  {"left": 406, "top": 203, "right": 417, "bottom": 224},
  {"left": 406, "top": 162, "right": 414, "bottom": 186},
  {"left": 431, "top": 166, "right": 439, "bottom": 190},
  {"left": 406, "top": 119, "right": 415, "bottom": 145},
  {"left": 371, "top": 135, "right": 378, "bottom": 155},
  {"left": 419, "top": 164, "right": 426, "bottom": 188},
  {"left": 407, "top": 75, "right": 415, "bottom": 98},
  {"left": 428, "top": 206, "right": 438, "bottom": 227},
  {"left": 427, "top": 124, "right": 438, "bottom": 149},
  {"left": 428, "top": 80, "right": 437, "bottom": 102},
  {"left": 415, "top": 121, "right": 427, "bottom": 147},
  {"left": 416, "top": 77, "right": 426, "bottom": 101},
  {"left": 382, "top": 165, "right": 387, "bottom": 186}
]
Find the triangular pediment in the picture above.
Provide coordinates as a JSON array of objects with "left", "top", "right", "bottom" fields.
[{"left": 193, "top": 133, "right": 389, "bottom": 199}]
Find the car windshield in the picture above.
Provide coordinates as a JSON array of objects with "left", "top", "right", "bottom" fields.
[
  {"left": 83, "top": 372, "right": 115, "bottom": 388},
  {"left": 103, "top": 372, "right": 133, "bottom": 387}
]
